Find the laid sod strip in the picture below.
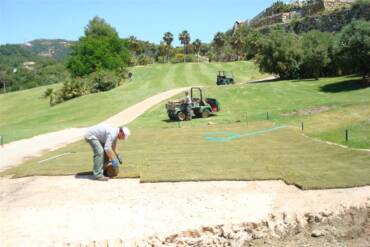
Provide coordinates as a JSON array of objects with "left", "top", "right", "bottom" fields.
[
  {"left": 2, "top": 123, "right": 369, "bottom": 190},
  {"left": 135, "top": 125, "right": 370, "bottom": 189}
]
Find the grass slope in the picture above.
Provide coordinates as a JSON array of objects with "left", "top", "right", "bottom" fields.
[
  {"left": 131, "top": 76, "right": 370, "bottom": 149},
  {"left": 0, "top": 61, "right": 266, "bottom": 143}
]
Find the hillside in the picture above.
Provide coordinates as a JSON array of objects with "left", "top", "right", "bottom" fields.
[
  {"left": 0, "top": 44, "right": 40, "bottom": 67},
  {"left": 22, "top": 39, "right": 73, "bottom": 61},
  {"left": 234, "top": 0, "right": 370, "bottom": 33},
  {"left": 0, "top": 42, "right": 69, "bottom": 93}
]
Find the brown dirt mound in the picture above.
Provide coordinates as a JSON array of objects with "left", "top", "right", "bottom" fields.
[{"left": 140, "top": 206, "right": 370, "bottom": 247}]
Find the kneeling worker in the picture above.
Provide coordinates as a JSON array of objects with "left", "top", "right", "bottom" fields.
[{"left": 84, "top": 123, "right": 130, "bottom": 181}]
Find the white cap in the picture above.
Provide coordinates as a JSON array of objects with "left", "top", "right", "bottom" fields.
[{"left": 120, "top": 127, "right": 130, "bottom": 140}]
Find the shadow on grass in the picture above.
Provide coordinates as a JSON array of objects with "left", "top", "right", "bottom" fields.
[
  {"left": 249, "top": 78, "right": 281, "bottom": 84},
  {"left": 162, "top": 114, "right": 218, "bottom": 124},
  {"left": 75, "top": 171, "right": 94, "bottom": 179},
  {"left": 292, "top": 78, "right": 318, "bottom": 82},
  {"left": 320, "top": 79, "right": 370, "bottom": 93}
]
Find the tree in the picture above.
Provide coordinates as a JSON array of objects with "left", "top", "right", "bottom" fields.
[
  {"left": 84, "top": 16, "right": 118, "bottom": 37},
  {"left": 256, "top": 29, "right": 302, "bottom": 79},
  {"left": 300, "top": 31, "right": 333, "bottom": 79},
  {"left": 127, "top": 36, "right": 143, "bottom": 56},
  {"left": 336, "top": 20, "right": 370, "bottom": 82},
  {"left": 66, "top": 16, "right": 130, "bottom": 77},
  {"left": 179, "top": 30, "right": 191, "bottom": 62},
  {"left": 163, "top": 32, "right": 174, "bottom": 62},
  {"left": 230, "top": 31, "right": 245, "bottom": 60},
  {"left": 192, "top": 39, "right": 202, "bottom": 62},
  {"left": 244, "top": 28, "right": 263, "bottom": 59},
  {"left": 213, "top": 32, "right": 226, "bottom": 61}
]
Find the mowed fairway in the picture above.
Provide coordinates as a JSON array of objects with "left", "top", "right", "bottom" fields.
[
  {"left": 2, "top": 122, "right": 370, "bottom": 189},
  {"left": 1, "top": 62, "right": 369, "bottom": 189},
  {"left": 0, "top": 61, "right": 266, "bottom": 143},
  {"left": 132, "top": 76, "right": 370, "bottom": 149}
]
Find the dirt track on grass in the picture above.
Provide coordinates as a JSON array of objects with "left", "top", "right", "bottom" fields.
[
  {"left": 0, "top": 87, "right": 190, "bottom": 172},
  {"left": 0, "top": 178, "right": 369, "bottom": 246}
]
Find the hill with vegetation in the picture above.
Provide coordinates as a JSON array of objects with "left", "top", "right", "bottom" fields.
[
  {"left": 0, "top": 44, "right": 68, "bottom": 92},
  {"left": 22, "top": 39, "right": 74, "bottom": 61}
]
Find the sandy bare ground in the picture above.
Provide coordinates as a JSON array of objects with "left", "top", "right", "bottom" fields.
[
  {"left": 0, "top": 177, "right": 369, "bottom": 246},
  {"left": 0, "top": 87, "right": 190, "bottom": 172}
]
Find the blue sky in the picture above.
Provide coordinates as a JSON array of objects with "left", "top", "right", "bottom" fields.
[{"left": 0, "top": 0, "right": 288, "bottom": 46}]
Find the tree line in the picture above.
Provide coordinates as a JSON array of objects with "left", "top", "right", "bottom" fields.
[{"left": 1, "top": 0, "right": 368, "bottom": 101}]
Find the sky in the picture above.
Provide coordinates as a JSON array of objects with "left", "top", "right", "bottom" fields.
[{"left": 0, "top": 0, "right": 289, "bottom": 46}]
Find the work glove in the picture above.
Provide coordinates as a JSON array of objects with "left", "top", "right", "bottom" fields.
[{"left": 111, "top": 159, "right": 119, "bottom": 168}]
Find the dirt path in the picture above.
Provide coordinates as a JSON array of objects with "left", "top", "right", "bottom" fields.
[
  {"left": 0, "top": 178, "right": 369, "bottom": 246},
  {"left": 0, "top": 87, "right": 190, "bottom": 172},
  {"left": 245, "top": 76, "right": 278, "bottom": 84}
]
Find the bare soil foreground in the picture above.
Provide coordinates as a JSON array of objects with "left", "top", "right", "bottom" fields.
[{"left": 0, "top": 177, "right": 369, "bottom": 246}]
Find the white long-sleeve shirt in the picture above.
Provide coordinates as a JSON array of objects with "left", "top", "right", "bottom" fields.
[{"left": 84, "top": 124, "right": 119, "bottom": 151}]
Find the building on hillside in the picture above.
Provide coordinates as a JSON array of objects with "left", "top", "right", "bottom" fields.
[
  {"left": 23, "top": 61, "right": 36, "bottom": 70},
  {"left": 38, "top": 48, "right": 55, "bottom": 58},
  {"left": 232, "top": 20, "right": 248, "bottom": 33},
  {"left": 249, "top": 0, "right": 355, "bottom": 28},
  {"left": 305, "top": 0, "right": 355, "bottom": 15}
]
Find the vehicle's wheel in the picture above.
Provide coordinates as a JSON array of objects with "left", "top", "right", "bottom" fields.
[
  {"left": 201, "top": 110, "right": 210, "bottom": 118},
  {"left": 177, "top": 112, "right": 186, "bottom": 121}
]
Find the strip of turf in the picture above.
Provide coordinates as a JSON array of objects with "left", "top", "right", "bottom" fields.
[{"left": 2, "top": 123, "right": 369, "bottom": 190}]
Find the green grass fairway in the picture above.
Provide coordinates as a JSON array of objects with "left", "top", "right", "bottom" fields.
[
  {"left": 131, "top": 76, "right": 370, "bottom": 149},
  {"left": 0, "top": 61, "right": 266, "bottom": 143},
  {"left": 1, "top": 62, "right": 369, "bottom": 189},
  {"left": 2, "top": 122, "right": 369, "bottom": 189}
]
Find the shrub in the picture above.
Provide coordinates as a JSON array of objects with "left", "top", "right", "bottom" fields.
[
  {"left": 53, "top": 78, "right": 88, "bottom": 104},
  {"left": 44, "top": 69, "right": 122, "bottom": 105},
  {"left": 87, "top": 70, "right": 120, "bottom": 93},
  {"left": 184, "top": 54, "right": 196, "bottom": 62},
  {"left": 137, "top": 54, "right": 154, "bottom": 65},
  {"left": 170, "top": 53, "right": 185, "bottom": 63}
]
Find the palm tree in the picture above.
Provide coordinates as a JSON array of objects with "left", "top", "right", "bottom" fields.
[
  {"left": 163, "top": 32, "right": 174, "bottom": 62},
  {"left": 128, "top": 36, "right": 142, "bottom": 56},
  {"left": 179, "top": 30, "right": 191, "bottom": 62},
  {"left": 43, "top": 88, "right": 55, "bottom": 106},
  {"left": 192, "top": 39, "right": 202, "bottom": 63},
  {"left": 213, "top": 32, "right": 226, "bottom": 61}
]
